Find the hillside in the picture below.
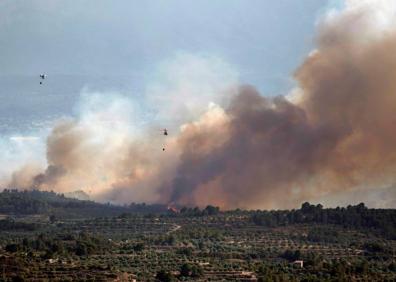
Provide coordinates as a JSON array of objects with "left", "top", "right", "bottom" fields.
[
  {"left": 0, "top": 189, "right": 168, "bottom": 219},
  {"left": 0, "top": 190, "right": 396, "bottom": 280}
]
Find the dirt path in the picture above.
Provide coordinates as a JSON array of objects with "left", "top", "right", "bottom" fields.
[{"left": 167, "top": 224, "right": 181, "bottom": 234}]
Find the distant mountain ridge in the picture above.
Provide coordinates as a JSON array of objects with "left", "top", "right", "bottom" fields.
[{"left": 0, "top": 189, "right": 168, "bottom": 219}]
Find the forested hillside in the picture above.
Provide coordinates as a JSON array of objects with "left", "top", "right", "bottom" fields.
[{"left": 0, "top": 189, "right": 167, "bottom": 218}]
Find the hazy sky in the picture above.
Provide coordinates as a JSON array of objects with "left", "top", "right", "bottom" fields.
[
  {"left": 0, "top": 0, "right": 331, "bottom": 95},
  {"left": 6, "top": 0, "right": 396, "bottom": 209}
]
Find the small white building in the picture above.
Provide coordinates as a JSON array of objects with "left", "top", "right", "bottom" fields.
[{"left": 293, "top": 260, "right": 304, "bottom": 268}]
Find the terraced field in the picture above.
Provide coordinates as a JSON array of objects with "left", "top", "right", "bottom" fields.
[{"left": 1, "top": 211, "right": 396, "bottom": 281}]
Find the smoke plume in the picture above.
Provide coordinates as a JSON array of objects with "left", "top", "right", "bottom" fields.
[{"left": 4, "top": 1, "right": 396, "bottom": 209}]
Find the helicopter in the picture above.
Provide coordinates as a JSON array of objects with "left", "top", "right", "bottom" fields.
[
  {"left": 162, "top": 129, "right": 168, "bottom": 151},
  {"left": 39, "top": 74, "right": 46, "bottom": 85}
]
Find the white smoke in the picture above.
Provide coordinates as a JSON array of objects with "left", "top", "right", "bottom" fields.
[
  {"left": 146, "top": 52, "right": 239, "bottom": 127},
  {"left": 323, "top": 0, "right": 396, "bottom": 42},
  {"left": 0, "top": 53, "right": 239, "bottom": 204}
]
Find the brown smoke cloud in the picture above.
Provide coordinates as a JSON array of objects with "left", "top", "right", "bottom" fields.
[
  {"left": 19, "top": 118, "right": 177, "bottom": 203},
  {"left": 155, "top": 6, "right": 396, "bottom": 209},
  {"left": 159, "top": 86, "right": 344, "bottom": 209},
  {"left": 7, "top": 2, "right": 396, "bottom": 209}
]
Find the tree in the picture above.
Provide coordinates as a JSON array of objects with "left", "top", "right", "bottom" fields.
[
  {"left": 177, "top": 248, "right": 193, "bottom": 256},
  {"left": 11, "top": 275, "right": 25, "bottom": 282},
  {"left": 180, "top": 263, "right": 192, "bottom": 277},
  {"left": 75, "top": 243, "right": 88, "bottom": 256},
  {"left": 191, "top": 265, "right": 204, "bottom": 277},
  {"left": 49, "top": 215, "right": 57, "bottom": 223},
  {"left": 133, "top": 243, "right": 145, "bottom": 252},
  {"left": 155, "top": 270, "right": 174, "bottom": 282},
  {"left": 204, "top": 205, "right": 220, "bottom": 216},
  {"left": 356, "top": 260, "right": 369, "bottom": 274},
  {"left": 5, "top": 243, "right": 19, "bottom": 253},
  {"left": 281, "top": 249, "right": 301, "bottom": 262}
]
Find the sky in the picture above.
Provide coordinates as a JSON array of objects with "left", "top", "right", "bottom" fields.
[
  {"left": 10, "top": 0, "right": 396, "bottom": 210},
  {"left": 0, "top": 0, "right": 330, "bottom": 95}
]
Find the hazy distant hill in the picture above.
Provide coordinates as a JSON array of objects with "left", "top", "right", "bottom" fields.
[
  {"left": 64, "top": 190, "right": 90, "bottom": 201},
  {"left": 0, "top": 189, "right": 167, "bottom": 219}
]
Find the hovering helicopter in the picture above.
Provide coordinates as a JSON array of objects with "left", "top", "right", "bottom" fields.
[
  {"left": 162, "top": 129, "right": 168, "bottom": 151},
  {"left": 39, "top": 74, "right": 46, "bottom": 85}
]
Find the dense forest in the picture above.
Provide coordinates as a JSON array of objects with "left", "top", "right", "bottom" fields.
[{"left": 251, "top": 202, "right": 396, "bottom": 239}]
